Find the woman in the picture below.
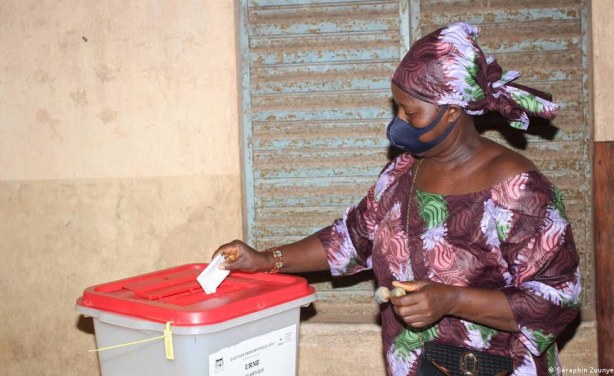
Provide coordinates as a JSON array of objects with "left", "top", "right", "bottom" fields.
[{"left": 214, "top": 22, "right": 581, "bottom": 375}]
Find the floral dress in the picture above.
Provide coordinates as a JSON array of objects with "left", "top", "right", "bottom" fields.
[{"left": 316, "top": 153, "right": 581, "bottom": 376}]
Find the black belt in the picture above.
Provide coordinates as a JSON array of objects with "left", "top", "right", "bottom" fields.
[{"left": 418, "top": 342, "right": 514, "bottom": 376}]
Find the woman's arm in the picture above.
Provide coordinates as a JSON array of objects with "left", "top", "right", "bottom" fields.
[
  {"left": 390, "top": 280, "right": 519, "bottom": 332},
  {"left": 214, "top": 233, "right": 330, "bottom": 273}
]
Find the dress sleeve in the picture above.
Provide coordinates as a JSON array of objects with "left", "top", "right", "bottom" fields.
[
  {"left": 494, "top": 172, "right": 581, "bottom": 356},
  {"left": 316, "top": 154, "right": 414, "bottom": 276},
  {"left": 315, "top": 189, "right": 376, "bottom": 276}
]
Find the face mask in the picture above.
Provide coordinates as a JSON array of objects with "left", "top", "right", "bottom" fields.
[{"left": 386, "top": 105, "right": 458, "bottom": 154}]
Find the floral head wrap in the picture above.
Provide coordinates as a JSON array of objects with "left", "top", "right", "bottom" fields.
[{"left": 392, "top": 22, "right": 559, "bottom": 130}]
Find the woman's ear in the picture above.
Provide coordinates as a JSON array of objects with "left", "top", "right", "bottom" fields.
[{"left": 447, "top": 105, "right": 463, "bottom": 122}]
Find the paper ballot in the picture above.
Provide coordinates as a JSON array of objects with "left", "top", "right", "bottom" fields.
[{"left": 197, "top": 255, "right": 230, "bottom": 294}]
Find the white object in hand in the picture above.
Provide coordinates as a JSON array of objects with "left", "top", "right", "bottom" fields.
[{"left": 197, "top": 255, "right": 230, "bottom": 294}]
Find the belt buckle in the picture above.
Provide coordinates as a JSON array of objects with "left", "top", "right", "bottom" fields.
[{"left": 460, "top": 351, "right": 478, "bottom": 375}]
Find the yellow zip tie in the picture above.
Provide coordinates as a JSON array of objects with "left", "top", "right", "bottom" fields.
[
  {"left": 88, "top": 335, "right": 165, "bottom": 352},
  {"left": 89, "top": 321, "right": 174, "bottom": 360},
  {"left": 163, "top": 321, "right": 174, "bottom": 360}
]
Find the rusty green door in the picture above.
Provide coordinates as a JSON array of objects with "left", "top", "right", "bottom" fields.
[{"left": 238, "top": 0, "right": 591, "bottom": 321}]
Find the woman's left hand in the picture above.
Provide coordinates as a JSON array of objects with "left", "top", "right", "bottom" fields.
[{"left": 389, "top": 280, "right": 458, "bottom": 328}]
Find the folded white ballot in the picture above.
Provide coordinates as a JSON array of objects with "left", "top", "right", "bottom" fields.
[{"left": 197, "top": 255, "right": 231, "bottom": 294}]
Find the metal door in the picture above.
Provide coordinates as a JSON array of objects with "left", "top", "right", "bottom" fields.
[{"left": 238, "top": 0, "right": 591, "bottom": 321}]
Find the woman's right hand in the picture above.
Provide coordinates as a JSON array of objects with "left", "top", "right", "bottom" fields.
[{"left": 212, "top": 240, "right": 272, "bottom": 273}]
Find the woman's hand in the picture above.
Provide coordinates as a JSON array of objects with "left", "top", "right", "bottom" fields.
[
  {"left": 390, "top": 280, "right": 520, "bottom": 332},
  {"left": 389, "top": 280, "right": 458, "bottom": 328},
  {"left": 212, "top": 240, "right": 271, "bottom": 273}
]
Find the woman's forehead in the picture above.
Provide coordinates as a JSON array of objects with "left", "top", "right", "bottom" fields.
[{"left": 392, "top": 83, "right": 430, "bottom": 107}]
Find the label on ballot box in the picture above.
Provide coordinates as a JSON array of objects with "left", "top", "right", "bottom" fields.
[{"left": 209, "top": 324, "right": 296, "bottom": 376}]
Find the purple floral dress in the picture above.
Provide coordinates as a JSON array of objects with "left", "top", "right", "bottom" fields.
[{"left": 316, "top": 153, "right": 581, "bottom": 376}]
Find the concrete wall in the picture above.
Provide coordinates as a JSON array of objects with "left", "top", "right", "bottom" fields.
[
  {"left": 592, "top": 0, "right": 614, "bottom": 141},
  {"left": 0, "top": 1, "right": 242, "bottom": 374},
  {"left": 0, "top": 0, "right": 607, "bottom": 375}
]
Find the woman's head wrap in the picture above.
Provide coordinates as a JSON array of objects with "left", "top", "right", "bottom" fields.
[{"left": 392, "top": 22, "right": 559, "bottom": 130}]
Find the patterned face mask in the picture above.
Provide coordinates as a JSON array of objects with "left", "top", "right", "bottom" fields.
[{"left": 391, "top": 22, "right": 559, "bottom": 130}]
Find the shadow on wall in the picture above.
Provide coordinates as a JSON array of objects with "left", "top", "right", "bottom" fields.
[
  {"left": 76, "top": 315, "right": 95, "bottom": 335},
  {"left": 474, "top": 112, "right": 560, "bottom": 150},
  {"left": 557, "top": 314, "right": 581, "bottom": 352}
]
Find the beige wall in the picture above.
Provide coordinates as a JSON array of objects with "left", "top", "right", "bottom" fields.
[
  {"left": 0, "top": 0, "right": 604, "bottom": 375},
  {"left": 592, "top": 0, "right": 614, "bottom": 141},
  {"left": 0, "top": 1, "right": 242, "bottom": 374},
  {"left": 0, "top": 1, "right": 239, "bottom": 180}
]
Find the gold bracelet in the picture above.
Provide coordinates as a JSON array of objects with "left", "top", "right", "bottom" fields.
[{"left": 264, "top": 247, "right": 284, "bottom": 273}]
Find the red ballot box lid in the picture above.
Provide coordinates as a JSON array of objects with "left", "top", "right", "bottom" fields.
[{"left": 76, "top": 263, "right": 315, "bottom": 326}]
